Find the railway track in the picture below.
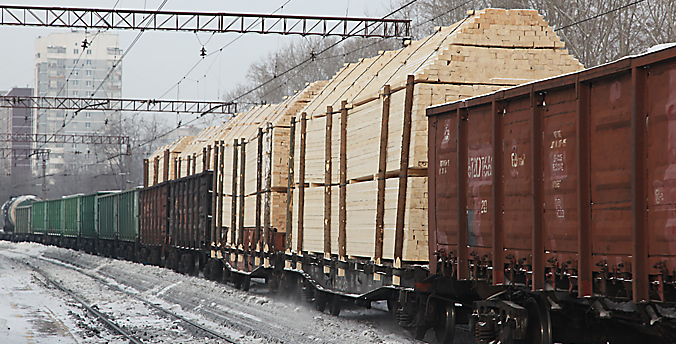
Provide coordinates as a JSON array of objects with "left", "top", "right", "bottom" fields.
[
  {"left": 26, "top": 261, "right": 144, "bottom": 344},
  {"left": 29, "top": 254, "right": 239, "bottom": 344}
]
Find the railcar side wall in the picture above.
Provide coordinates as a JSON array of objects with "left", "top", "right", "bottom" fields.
[
  {"left": 428, "top": 46, "right": 676, "bottom": 302},
  {"left": 140, "top": 171, "right": 213, "bottom": 251}
]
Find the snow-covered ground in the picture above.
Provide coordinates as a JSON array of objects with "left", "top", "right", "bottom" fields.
[{"left": 0, "top": 242, "right": 442, "bottom": 343}]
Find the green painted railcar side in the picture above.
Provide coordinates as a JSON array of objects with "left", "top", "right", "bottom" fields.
[
  {"left": 15, "top": 206, "right": 31, "bottom": 235},
  {"left": 80, "top": 193, "right": 98, "bottom": 239},
  {"left": 117, "top": 188, "right": 139, "bottom": 243},
  {"left": 62, "top": 195, "right": 81, "bottom": 238},
  {"left": 46, "top": 199, "right": 62, "bottom": 236},
  {"left": 97, "top": 193, "right": 118, "bottom": 240},
  {"left": 31, "top": 201, "right": 47, "bottom": 235}
]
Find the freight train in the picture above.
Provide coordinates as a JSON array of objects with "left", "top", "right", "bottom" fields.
[{"left": 4, "top": 44, "right": 676, "bottom": 344}]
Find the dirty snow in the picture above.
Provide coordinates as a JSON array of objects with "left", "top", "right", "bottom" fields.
[{"left": 0, "top": 242, "right": 441, "bottom": 343}]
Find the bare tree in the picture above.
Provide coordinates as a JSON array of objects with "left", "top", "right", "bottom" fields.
[
  {"left": 387, "top": 0, "right": 676, "bottom": 67},
  {"left": 225, "top": 36, "right": 401, "bottom": 105}
]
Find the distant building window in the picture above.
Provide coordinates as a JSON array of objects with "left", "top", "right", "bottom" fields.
[
  {"left": 36, "top": 53, "right": 40, "bottom": 58},
  {"left": 47, "top": 46, "right": 66, "bottom": 54},
  {"left": 86, "top": 70, "right": 92, "bottom": 76},
  {"left": 73, "top": 91, "right": 78, "bottom": 96},
  {"left": 85, "top": 113, "right": 91, "bottom": 118},
  {"left": 86, "top": 81, "right": 92, "bottom": 86},
  {"left": 73, "top": 80, "right": 78, "bottom": 86},
  {"left": 87, "top": 49, "right": 92, "bottom": 55},
  {"left": 73, "top": 48, "right": 79, "bottom": 54},
  {"left": 85, "top": 122, "right": 91, "bottom": 128},
  {"left": 107, "top": 47, "right": 121, "bottom": 55},
  {"left": 86, "top": 60, "right": 92, "bottom": 65}
]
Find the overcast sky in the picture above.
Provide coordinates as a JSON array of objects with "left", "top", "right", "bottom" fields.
[{"left": 0, "top": 0, "right": 392, "bottom": 104}]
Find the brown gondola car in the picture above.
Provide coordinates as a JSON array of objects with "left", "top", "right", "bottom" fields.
[
  {"left": 139, "top": 171, "right": 213, "bottom": 274},
  {"left": 426, "top": 44, "right": 676, "bottom": 343}
]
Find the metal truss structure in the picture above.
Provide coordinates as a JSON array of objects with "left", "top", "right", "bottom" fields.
[
  {"left": 0, "top": 5, "right": 410, "bottom": 38},
  {"left": 0, "top": 133, "right": 129, "bottom": 145},
  {"left": 0, "top": 95, "right": 237, "bottom": 115},
  {"left": 0, "top": 148, "right": 50, "bottom": 160}
]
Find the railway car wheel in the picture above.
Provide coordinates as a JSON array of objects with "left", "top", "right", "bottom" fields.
[
  {"left": 434, "top": 303, "right": 456, "bottom": 344},
  {"left": 329, "top": 294, "right": 341, "bottom": 316},
  {"left": 525, "top": 297, "right": 552, "bottom": 344}
]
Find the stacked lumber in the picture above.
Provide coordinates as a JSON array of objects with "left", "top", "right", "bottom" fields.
[
  {"left": 150, "top": 81, "right": 327, "bottom": 247},
  {"left": 290, "top": 8, "right": 583, "bottom": 262},
  {"left": 147, "top": 136, "right": 195, "bottom": 186}
]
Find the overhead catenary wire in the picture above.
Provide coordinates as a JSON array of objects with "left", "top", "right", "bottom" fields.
[
  {"left": 554, "top": 0, "right": 647, "bottom": 32},
  {"left": 25, "top": 0, "right": 653, "bottom": 190}
]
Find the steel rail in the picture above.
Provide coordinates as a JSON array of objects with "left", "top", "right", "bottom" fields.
[
  {"left": 34, "top": 255, "right": 238, "bottom": 344},
  {"left": 25, "top": 261, "right": 143, "bottom": 344},
  {"left": 0, "top": 5, "right": 410, "bottom": 38}
]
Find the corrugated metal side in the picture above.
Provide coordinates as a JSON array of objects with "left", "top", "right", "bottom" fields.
[
  {"left": 140, "top": 182, "right": 168, "bottom": 246},
  {"left": 118, "top": 189, "right": 139, "bottom": 243},
  {"left": 47, "top": 199, "right": 62, "bottom": 236},
  {"left": 80, "top": 194, "right": 98, "bottom": 239},
  {"left": 97, "top": 193, "right": 118, "bottom": 240},
  {"left": 15, "top": 206, "right": 31, "bottom": 235},
  {"left": 62, "top": 196, "right": 80, "bottom": 238},
  {"left": 427, "top": 45, "right": 676, "bottom": 300},
  {"left": 168, "top": 171, "right": 213, "bottom": 250},
  {"left": 31, "top": 201, "right": 47, "bottom": 235},
  {"left": 428, "top": 111, "right": 459, "bottom": 275}
]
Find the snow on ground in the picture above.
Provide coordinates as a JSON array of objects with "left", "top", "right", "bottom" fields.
[{"left": 0, "top": 241, "right": 430, "bottom": 343}]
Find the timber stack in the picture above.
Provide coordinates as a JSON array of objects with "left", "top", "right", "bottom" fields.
[{"left": 146, "top": 8, "right": 583, "bottom": 263}]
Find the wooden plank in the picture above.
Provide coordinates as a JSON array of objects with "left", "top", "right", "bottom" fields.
[
  {"left": 324, "top": 106, "right": 333, "bottom": 254},
  {"left": 256, "top": 128, "right": 263, "bottom": 249},
  {"left": 143, "top": 159, "right": 148, "bottom": 188},
  {"left": 394, "top": 75, "right": 414, "bottom": 260},
  {"left": 239, "top": 138, "right": 246, "bottom": 247},
  {"left": 163, "top": 149, "right": 170, "bottom": 182},
  {"left": 211, "top": 141, "right": 219, "bottom": 247},
  {"left": 153, "top": 156, "right": 159, "bottom": 185},
  {"left": 339, "top": 101, "right": 348, "bottom": 258},
  {"left": 218, "top": 141, "right": 225, "bottom": 246},
  {"left": 230, "top": 139, "right": 239, "bottom": 245},
  {"left": 286, "top": 117, "right": 296, "bottom": 251},
  {"left": 264, "top": 124, "right": 273, "bottom": 247},
  {"left": 375, "top": 85, "right": 390, "bottom": 262},
  {"left": 298, "top": 112, "right": 307, "bottom": 252}
]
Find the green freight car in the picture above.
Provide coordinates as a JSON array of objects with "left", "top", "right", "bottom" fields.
[
  {"left": 14, "top": 204, "right": 32, "bottom": 241},
  {"left": 46, "top": 199, "right": 62, "bottom": 245},
  {"left": 79, "top": 191, "right": 115, "bottom": 254},
  {"left": 96, "top": 188, "right": 139, "bottom": 260},
  {"left": 30, "top": 200, "right": 47, "bottom": 241},
  {"left": 61, "top": 194, "right": 82, "bottom": 249}
]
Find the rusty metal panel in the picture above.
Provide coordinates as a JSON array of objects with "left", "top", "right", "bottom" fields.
[
  {"left": 140, "top": 182, "right": 168, "bottom": 247},
  {"left": 501, "top": 95, "right": 533, "bottom": 254},
  {"left": 427, "top": 45, "right": 676, "bottom": 293},
  {"left": 466, "top": 103, "right": 494, "bottom": 250},
  {"left": 589, "top": 74, "right": 633, "bottom": 260},
  {"left": 646, "top": 61, "right": 676, "bottom": 301},
  {"left": 166, "top": 171, "right": 213, "bottom": 251},
  {"left": 428, "top": 111, "right": 458, "bottom": 268},
  {"left": 541, "top": 86, "right": 579, "bottom": 255}
]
